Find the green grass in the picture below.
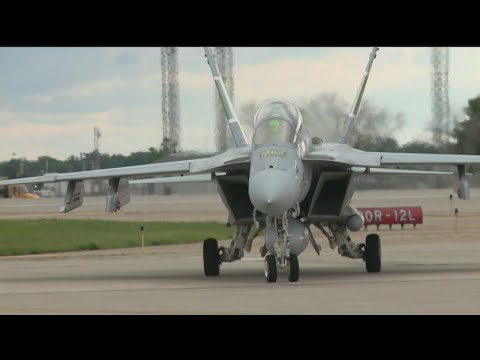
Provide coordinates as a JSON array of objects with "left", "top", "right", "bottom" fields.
[{"left": 0, "top": 219, "right": 235, "bottom": 256}]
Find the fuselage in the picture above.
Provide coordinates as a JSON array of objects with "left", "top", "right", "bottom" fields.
[{"left": 248, "top": 100, "right": 312, "bottom": 217}]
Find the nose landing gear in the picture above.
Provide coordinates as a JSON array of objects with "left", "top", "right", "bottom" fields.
[
  {"left": 264, "top": 253, "right": 300, "bottom": 283},
  {"left": 287, "top": 253, "right": 299, "bottom": 282},
  {"left": 264, "top": 254, "right": 277, "bottom": 282}
]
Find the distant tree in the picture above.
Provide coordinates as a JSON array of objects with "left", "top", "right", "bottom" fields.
[
  {"left": 0, "top": 159, "right": 20, "bottom": 179},
  {"left": 452, "top": 96, "right": 480, "bottom": 155},
  {"left": 238, "top": 93, "right": 406, "bottom": 151},
  {"left": 353, "top": 134, "right": 400, "bottom": 152},
  {"left": 400, "top": 141, "right": 440, "bottom": 154},
  {"left": 299, "top": 93, "right": 350, "bottom": 142},
  {"left": 350, "top": 99, "right": 405, "bottom": 149},
  {"left": 0, "top": 147, "right": 168, "bottom": 178},
  {"left": 148, "top": 146, "right": 163, "bottom": 162}
]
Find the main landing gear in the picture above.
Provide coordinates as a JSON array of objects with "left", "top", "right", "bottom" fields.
[
  {"left": 202, "top": 224, "right": 259, "bottom": 277},
  {"left": 364, "top": 233, "right": 381, "bottom": 273},
  {"left": 203, "top": 238, "right": 220, "bottom": 276},
  {"left": 316, "top": 223, "right": 382, "bottom": 274}
]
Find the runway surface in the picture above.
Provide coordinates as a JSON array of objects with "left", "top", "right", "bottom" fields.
[{"left": 1, "top": 189, "right": 480, "bottom": 314}]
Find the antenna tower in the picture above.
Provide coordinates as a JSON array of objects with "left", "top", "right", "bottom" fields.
[
  {"left": 161, "top": 47, "right": 180, "bottom": 154},
  {"left": 431, "top": 47, "right": 450, "bottom": 146},
  {"left": 214, "top": 47, "right": 234, "bottom": 152}
]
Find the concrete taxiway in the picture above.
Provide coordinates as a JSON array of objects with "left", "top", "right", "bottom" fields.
[{"left": 0, "top": 188, "right": 480, "bottom": 314}]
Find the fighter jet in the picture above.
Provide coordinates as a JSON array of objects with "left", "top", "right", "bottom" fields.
[{"left": 2, "top": 47, "right": 480, "bottom": 282}]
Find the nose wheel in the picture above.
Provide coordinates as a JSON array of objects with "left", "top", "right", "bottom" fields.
[
  {"left": 288, "top": 254, "right": 299, "bottom": 282},
  {"left": 264, "top": 254, "right": 300, "bottom": 282},
  {"left": 264, "top": 254, "right": 277, "bottom": 282}
]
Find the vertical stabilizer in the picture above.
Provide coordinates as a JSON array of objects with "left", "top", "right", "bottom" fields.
[
  {"left": 339, "top": 47, "right": 379, "bottom": 144},
  {"left": 204, "top": 47, "right": 248, "bottom": 148}
]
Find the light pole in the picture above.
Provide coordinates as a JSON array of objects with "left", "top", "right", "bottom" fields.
[{"left": 80, "top": 152, "right": 87, "bottom": 171}]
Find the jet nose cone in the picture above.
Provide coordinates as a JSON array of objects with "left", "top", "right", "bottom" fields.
[{"left": 249, "top": 169, "right": 297, "bottom": 217}]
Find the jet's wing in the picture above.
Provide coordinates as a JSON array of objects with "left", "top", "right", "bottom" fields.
[
  {"left": 0, "top": 150, "right": 251, "bottom": 213},
  {"left": 351, "top": 167, "right": 456, "bottom": 176},
  {"left": 304, "top": 144, "right": 478, "bottom": 200},
  {"left": 365, "top": 152, "right": 480, "bottom": 200},
  {"left": 0, "top": 160, "right": 194, "bottom": 186},
  {"left": 0, "top": 148, "right": 252, "bottom": 187},
  {"left": 303, "top": 143, "right": 382, "bottom": 167},
  {"left": 304, "top": 144, "right": 480, "bottom": 168},
  {"left": 189, "top": 147, "right": 251, "bottom": 173},
  {"left": 374, "top": 152, "right": 480, "bottom": 166},
  {"left": 130, "top": 173, "right": 225, "bottom": 185},
  {"left": 127, "top": 152, "right": 458, "bottom": 187}
]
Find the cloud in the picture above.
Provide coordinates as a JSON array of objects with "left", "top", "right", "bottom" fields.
[
  {"left": 25, "top": 78, "right": 129, "bottom": 103},
  {"left": 0, "top": 105, "right": 192, "bottom": 160},
  {"left": 115, "top": 51, "right": 139, "bottom": 66},
  {"left": 179, "top": 71, "right": 211, "bottom": 90},
  {"left": 124, "top": 69, "right": 210, "bottom": 92},
  {"left": 0, "top": 121, "right": 98, "bottom": 160},
  {"left": 26, "top": 48, "right": 421, "bottom": 116},
  {"left": 234, "top": 48, "right": 430, "bottom": 103},
  {"left": 24, "top": 94, "right": 55, "bottom": 103},
  {"left": 0, "top": 108, "right": 22, "bottom": 125},
  {"left": 24, "top": 69, "right": 166, "bottom": 104},
  {"left": 451, "top": 48, "right": 480, "bottom": 89},
  {"left": 65, "top": 78, "right": 129, "bottom": 97},
  {"left": 0, "top": 111, "right": 161, "bottom": 160},
  {"left": 137, "top": 72, "right": 161, "bottom": 89},
  {"left": 0, "top": 107, "right": 125, "bottom": 126}
]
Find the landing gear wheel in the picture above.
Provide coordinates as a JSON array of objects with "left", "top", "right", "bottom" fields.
[
  {"left": 365, "top": 234, "right": 381, "bottom": 273},
  {"left": 264, "top": 254, "right": 277, "bottom": 283},
  {"left": 288, "top": 254, "right": 300, "bottom": 282},
  {"left": 203, "top": 238, "right": 220, "bottom": 276}
]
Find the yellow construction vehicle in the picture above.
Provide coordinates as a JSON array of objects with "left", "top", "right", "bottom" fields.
[{"left": 0, "top": 184, "right": 40, "bottom": 199}]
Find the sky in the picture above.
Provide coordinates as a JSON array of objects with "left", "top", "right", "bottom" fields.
[{"left": 0, "top": 46, "right": 479, "bottom": 161}]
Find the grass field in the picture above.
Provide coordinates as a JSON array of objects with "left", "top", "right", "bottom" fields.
[{"left": 0, "top": 219, "right": 235, "bottom": 256}]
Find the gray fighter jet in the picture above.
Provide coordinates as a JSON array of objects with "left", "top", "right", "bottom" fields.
[{"left": 2, "top": 47, "right": 479, "bottom": 282}]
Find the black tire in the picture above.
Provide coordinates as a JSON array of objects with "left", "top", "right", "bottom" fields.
[
  {"left": 264, "top": 254, "right": 277, "bottom": 283},
  {"left": 365, "top": 234, "right": 381, "bottom": 273},
  {"left": 288, "top": 253, "right": 300, "bottom": 282},
  {"left": 203, "top": 238, "right": 220, "bottom": 276}
]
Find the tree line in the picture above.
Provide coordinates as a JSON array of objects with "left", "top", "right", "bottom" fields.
[{"left": 0, "top": 147, "right": 165, "bottom": 180}]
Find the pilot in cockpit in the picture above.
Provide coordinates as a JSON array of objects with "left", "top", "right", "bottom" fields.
[
  {"left": 256, "top": 118, "right": 281, "bottom": 145},
  {"left": 254, "top": 101, "right": 299, "bottom": 146}
]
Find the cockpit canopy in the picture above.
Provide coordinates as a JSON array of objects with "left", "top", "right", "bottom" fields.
[{"left": 253, "top": 100, "right": 303, "bottom": 146}]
